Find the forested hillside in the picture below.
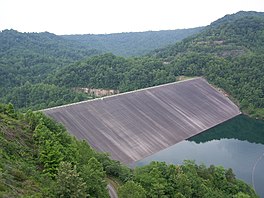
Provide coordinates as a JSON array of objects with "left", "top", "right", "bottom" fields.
[
  {"left": 47, "top": 11, "right": 264, "bottom": 118},
  {"left": 153, "top": 11, "right": 264, "bottom": 118},
  {"left": 48, "top": 54, "right": 174, "bottom": 92},
  {"left": 0, "top": 103, "right": 258, "bottom": 197},
  {"left": 0, "top": 11, "right": 263, "bottom": 118},
  {"left": 0, "top": 103, "right": 129, "bottom": 197},
  {"left": 0, "top": 28, "right": 200, "bottom": 111},
  {"left": 0, "top": 30, "right": 101, "bottom": 110},
  {"left": 0, "top": 29, "right": 100, "bottom": 87},
  {"left": 63, "top": 27, "right": 203, "bottom": 57}
]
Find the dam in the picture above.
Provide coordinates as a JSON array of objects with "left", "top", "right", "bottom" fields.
[{"left": 43, "top": 77, "right": 241, "bottom": 165}]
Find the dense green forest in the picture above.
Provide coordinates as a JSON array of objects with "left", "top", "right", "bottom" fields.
[
  {"left": 50, "top": 11, "right": 264, "bottom": 118},
  {"left": 0, "top": 28, "right": 200, "bottom": 111},
  {"left": 0, "top": 29, "right": 100, "bottom": 87},
  {"left": 2, "top": 83, "right": 90, "bottom": 111},
  {"left": 48, "top": 54, "right": 174, "bottom": 92},
  {"left": 1, "top": 12, "right": 263, "bottom": 117},
  {"left": 0, "top": 103, "right": 258, "bottom": 197},
  {"left": 0, "top": 29, "right": 100, "bottom": 110},
  {"left": 152, "top": 11, "right": 264, "bottom": 118},
  {"left": 62, "top": 27, "right": 203, "bottom": 57}
]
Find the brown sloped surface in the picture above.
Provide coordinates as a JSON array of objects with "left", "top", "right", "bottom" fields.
[{"left": 43, "top": 78, "right": 241, "bottom": 165}]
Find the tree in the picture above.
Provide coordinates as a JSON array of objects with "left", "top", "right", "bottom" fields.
[
  {"left": 34, "top": 123, "right": 64, "bottom": 177},
  {"left": 55, "top": 162, "right": 86, "bottom": 198},
  {"left": 118, "top": 181, "right": 146, "bottom": 198},
  {"left": 6, "top": 103, "right": 15, "bottom": 117},
  {"left": 80, "top": 157, "right": 109, "bottom": 197}
]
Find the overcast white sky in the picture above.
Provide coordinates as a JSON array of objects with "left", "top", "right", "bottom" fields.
[{"left": 0, "top": 0, "right": 264, "bottom": 35}]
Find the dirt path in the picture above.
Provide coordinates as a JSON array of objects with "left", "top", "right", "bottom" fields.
[{"left": 107, "top": 183, "right": 118, "bottom": 198}]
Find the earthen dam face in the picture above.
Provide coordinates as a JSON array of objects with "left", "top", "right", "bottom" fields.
[{"left": 43, "top": 78, "right": 241, "bottom": 165}]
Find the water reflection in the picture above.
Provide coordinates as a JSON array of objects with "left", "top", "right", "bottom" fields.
[
  {"left": 190, "top": 115, "right": 264, "bottom": 144},
  {"left": 136, "top": 115, "right": 264, "bottom": 197}
]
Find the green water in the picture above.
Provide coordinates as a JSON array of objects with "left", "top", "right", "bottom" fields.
[
  {"left": 190, "top": 115, "right": 264, "bottom": 144},
  {"left": 136, "top": 115, "right": 264, "bottom": 197}
]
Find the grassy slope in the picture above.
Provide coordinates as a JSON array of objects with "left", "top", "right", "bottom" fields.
[{"left": 0, "top": 111, "right": 44, "bottom": 197}]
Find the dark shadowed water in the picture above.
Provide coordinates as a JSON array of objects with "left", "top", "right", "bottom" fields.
[{"left": 136, "top": 115, "right": 264, "bottom": 197}]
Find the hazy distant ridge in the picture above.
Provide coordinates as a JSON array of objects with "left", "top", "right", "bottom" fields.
[{"left": 62, "top": 27, "right": 203, "bottom": 56}]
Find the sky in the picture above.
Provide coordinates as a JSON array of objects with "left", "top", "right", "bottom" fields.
[{"left": 0, "top": 0, "right": 264, "bottom": 35}]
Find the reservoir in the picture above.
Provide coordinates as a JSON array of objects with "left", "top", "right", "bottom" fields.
[{"left": 136, "top": 115, "right": 264, "bottom": 197}]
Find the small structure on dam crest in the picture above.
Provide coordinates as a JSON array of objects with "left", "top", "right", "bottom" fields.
[{"left": 43, "top": 78, "right": 241, "bottom": 165}]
